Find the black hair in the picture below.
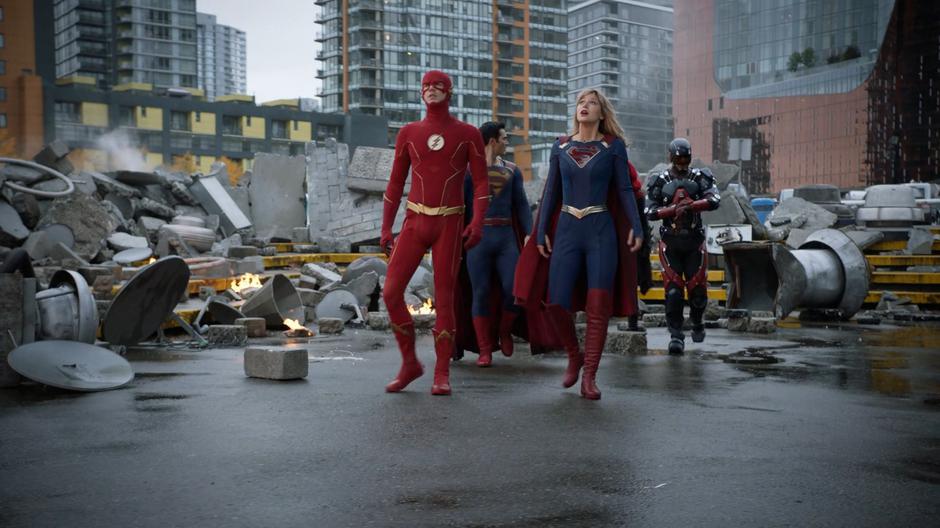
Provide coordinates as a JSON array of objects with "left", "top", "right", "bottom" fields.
[{"left": 479, "top": 121, "right": 506, "bottom": 145}]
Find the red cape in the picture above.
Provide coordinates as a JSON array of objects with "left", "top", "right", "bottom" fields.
[{"left": 513, "top": 136, "right": 639, "bottom": 350}]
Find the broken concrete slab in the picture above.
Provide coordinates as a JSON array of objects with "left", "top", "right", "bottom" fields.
[
  {"left": 345, "top": 270, "right": 379, "bottom": 306},
  {"left": 301, "top": 262, "right": 342, "bottom": 285},
  {"left": 244, "top": 346, "right": 308, "bottom": 380},
  {"left": 37, "top": 192, "right": 117, "bottom": 260},
  {"left": 769, "top": 197, "right": 838, "bottom": 231},
  {"left": 905, "top": 227, "right": 934, "bottom": 255},
  {"left": 48, "top": 242, "right": 91, "bottom": 266},
  {"left": 346, "top": 146, "right": 397, "bottom": 195},
  {"left": 0, "top": 200, "right": 31, "bottom": 246},
  {"left": 702, "top": 191, "right": 768, "bottom": 239},
  {"left": 88, "top": 171, "right": 141, "bottom": 198},
  {"left": 189, "top": 174, "right": 252, "bottom": 237},
  {"left": 10, "top": 193, "right": 41, "bottom": 230},
  {"left": 604, "top": 330, "right": 647, "bottom": 355},
  {"left": 137, "top": 216, "right": 167, "bottom": 235},
  {"left": 107, "top": 232, "right": 149, "bottom": 252},
  {"left": 133, "top": 196, "right": 177, "bottom": 220},
  {"left": 250, "top": 153, "right": 306, "bottom": 240}
]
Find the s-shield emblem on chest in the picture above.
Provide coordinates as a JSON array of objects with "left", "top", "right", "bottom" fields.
[{"left": 566, "top": 144, "right": 601, "bottom": 168}]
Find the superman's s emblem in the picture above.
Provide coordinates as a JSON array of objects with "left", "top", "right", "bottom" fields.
[
  {"left": 567, "top": 145, "right": 601, "bottom": 168},
  {"left": 487, "top": 166, "right": 512, "bottom": 198}
]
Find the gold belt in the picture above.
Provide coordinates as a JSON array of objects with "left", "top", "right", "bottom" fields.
[
  {"left": 406, "top": 200, "right": 465, "bottom": 216},
  {"left": 561, "top": 204, "right": 608, "bottom": 219}
]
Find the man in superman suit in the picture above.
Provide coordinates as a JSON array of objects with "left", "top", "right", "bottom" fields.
[
  {"left": 457, "top": 121, "right": 532, "bottom": 368},
  {"left": 380, "top": 70, "right": 490, "bottom": 396},
  {"left": 645, "top": 138, "right": 720, "bottom": 355}
]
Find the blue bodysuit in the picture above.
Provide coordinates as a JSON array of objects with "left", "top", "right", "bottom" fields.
[
  {"left": 535, "top": 137, "right": 642, "bottom": 310},
  {"left": 463, "top": 158, "right": 532, "bottom": 316}
]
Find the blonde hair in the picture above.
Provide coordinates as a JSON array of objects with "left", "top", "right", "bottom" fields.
[{"left": 571, "top": 88, "right": 627, "bottom": 143}]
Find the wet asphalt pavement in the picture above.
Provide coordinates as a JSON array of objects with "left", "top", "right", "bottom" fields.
[{"left": 1, "top": 321, "right": 939, "bottom": 527}]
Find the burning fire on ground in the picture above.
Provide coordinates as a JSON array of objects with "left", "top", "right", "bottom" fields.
[
  {"left": 408, "top": 298, "right": 435, "bottom": 315},
  {"left": 231, "top": 273, "right": 263, "bottom": 294},
  {"left": 283, "top": 318, "right": 315, "bottom": 337}
]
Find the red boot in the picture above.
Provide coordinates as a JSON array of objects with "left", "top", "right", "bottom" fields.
[
  {"left": 497, "top": 311, "right": 518, "bottom": 357},
  {"left": 548, "top": 305, "right": 583, "bottom": 388},
  {"left": 472, "top": 316, "right": 494, "bottom": 367},
  {"left": 385, "top": 322, "right": 424, "bottom": 393},
  {"left": 581, "top": 289, "right": 612, "bottom": 401},
  {"left": 431, "top": 328, "right": 454, "bottom": 395}
]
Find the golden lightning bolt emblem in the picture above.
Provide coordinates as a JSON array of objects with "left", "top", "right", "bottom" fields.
[{"left": 427, "top": 134, "right": 445, "bottom": 151}]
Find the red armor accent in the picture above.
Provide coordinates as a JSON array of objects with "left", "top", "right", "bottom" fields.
[{"left": 658, "top": 240, "right": 685, "bottom": 291}]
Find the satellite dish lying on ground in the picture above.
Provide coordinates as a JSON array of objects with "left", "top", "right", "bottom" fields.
[
  {"left": 8, "top": 340, "right": 134, "bottom": 392},
  {"left": 103, "top": 256, "right": 190, "bottom": 345}
]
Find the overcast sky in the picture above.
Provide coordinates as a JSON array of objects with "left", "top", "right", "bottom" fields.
[{"left": 197, "top": 0, "right": 319, "bottom": 103}]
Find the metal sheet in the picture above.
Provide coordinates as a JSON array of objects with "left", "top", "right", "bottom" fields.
[
  {"left": 189, "top": 175, "right": 251, "bottom": 237},
  {"left": 8, "top": 340, "right": 133, "bottom": 392},
  {"left": 103, "top": 256, "right": 191, "bottom": 345}
]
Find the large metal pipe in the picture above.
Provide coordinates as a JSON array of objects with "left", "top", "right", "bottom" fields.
[{"left": 724, "top": 229, "right": 870, "bottom": 319}]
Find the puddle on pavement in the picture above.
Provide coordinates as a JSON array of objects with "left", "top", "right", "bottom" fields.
[{"left": 721, "top": 326, "right": 940, "bottom": 404}]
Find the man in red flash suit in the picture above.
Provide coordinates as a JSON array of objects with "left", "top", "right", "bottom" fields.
[{"left": 381, "top": 70, "right": 490, "bottom": 396}]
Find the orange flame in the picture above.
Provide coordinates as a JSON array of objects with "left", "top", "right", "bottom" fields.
[
  {"left": 408, "top": 298, "right": 435, "bottom": 315},
  {"left": 231, "top": 273, "right": 263, "bottom": 293},
  {"left": 283, "top": 318, "right": 306, "bottom": 331}
]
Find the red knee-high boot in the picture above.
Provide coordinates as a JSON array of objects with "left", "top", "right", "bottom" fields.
[
  {"left": 385, "top": 322, "right": 424, "bottom": 393},
  {"left": 497, "top": 311, "right": 517, "bottom": 357},
  {"left": 472, "top": 316, "right": 494, "bottom": 367},
  {"left": 548, "top": 305, "right": 583, "bottom": 388},
  {"left": 582, "top": 289, "right": 612, "bottom": 400},
  {"left": 431, "top": 329, "right": 454, "bottom": 395}
]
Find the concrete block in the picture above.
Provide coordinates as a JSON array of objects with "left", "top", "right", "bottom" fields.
[
  {"left": 293, "top": 244, "right": 318, "bottom": 253},
  {"left": 227, "top": 245, "right": 259, "bottom": 258},
  {"left": 206, "top": 324, "right": 248, "bottom": 346},
  {"left": 727, "top": 316, "right": 750, "bottom": 332},
  {"left": 291, "top": 227, "right": 310, "bottom": 243},
  {"left": 32, "top": 139, "right": 70, "bottom": 167},
  {"left": 0, "top": 274, "right": 26, "bottom": 387},
  {"left": 604, "top": 330, "right": 647, "bottom": 355},
  {"left": 703, "top": 299, "right": 723, "bottom": 321},
  {"left": 367, "top": 311, "right": 390, "bottom": 331},
  {"left": 0, "top": 201, "right": 30, "bottom": 246},
  {"left": 412, "top": 313, "right": 436, "bottom": 331},
  {"left": 244, "top": 346, "right": 308, "bottom": 380},
  {"left": 198, "top": 286, "right": 217, "bottom": 300},
  {"left": 642, "top": 313, "right": 667, "bottom": 327},
  {"left": 229, "top": 256, "right": 265, "bottom": 275},
  {"left": 317, "top": 317, "right": 345, "bottom": 334},
  {"left": 747, "top": 317, "right": 776, "bottom": 333},
  {"left": 644, "top": 303, "right": 665, "bottom": 314},
  {"left": 235, "top": 317, "right": 267, "bottom": 337}
]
